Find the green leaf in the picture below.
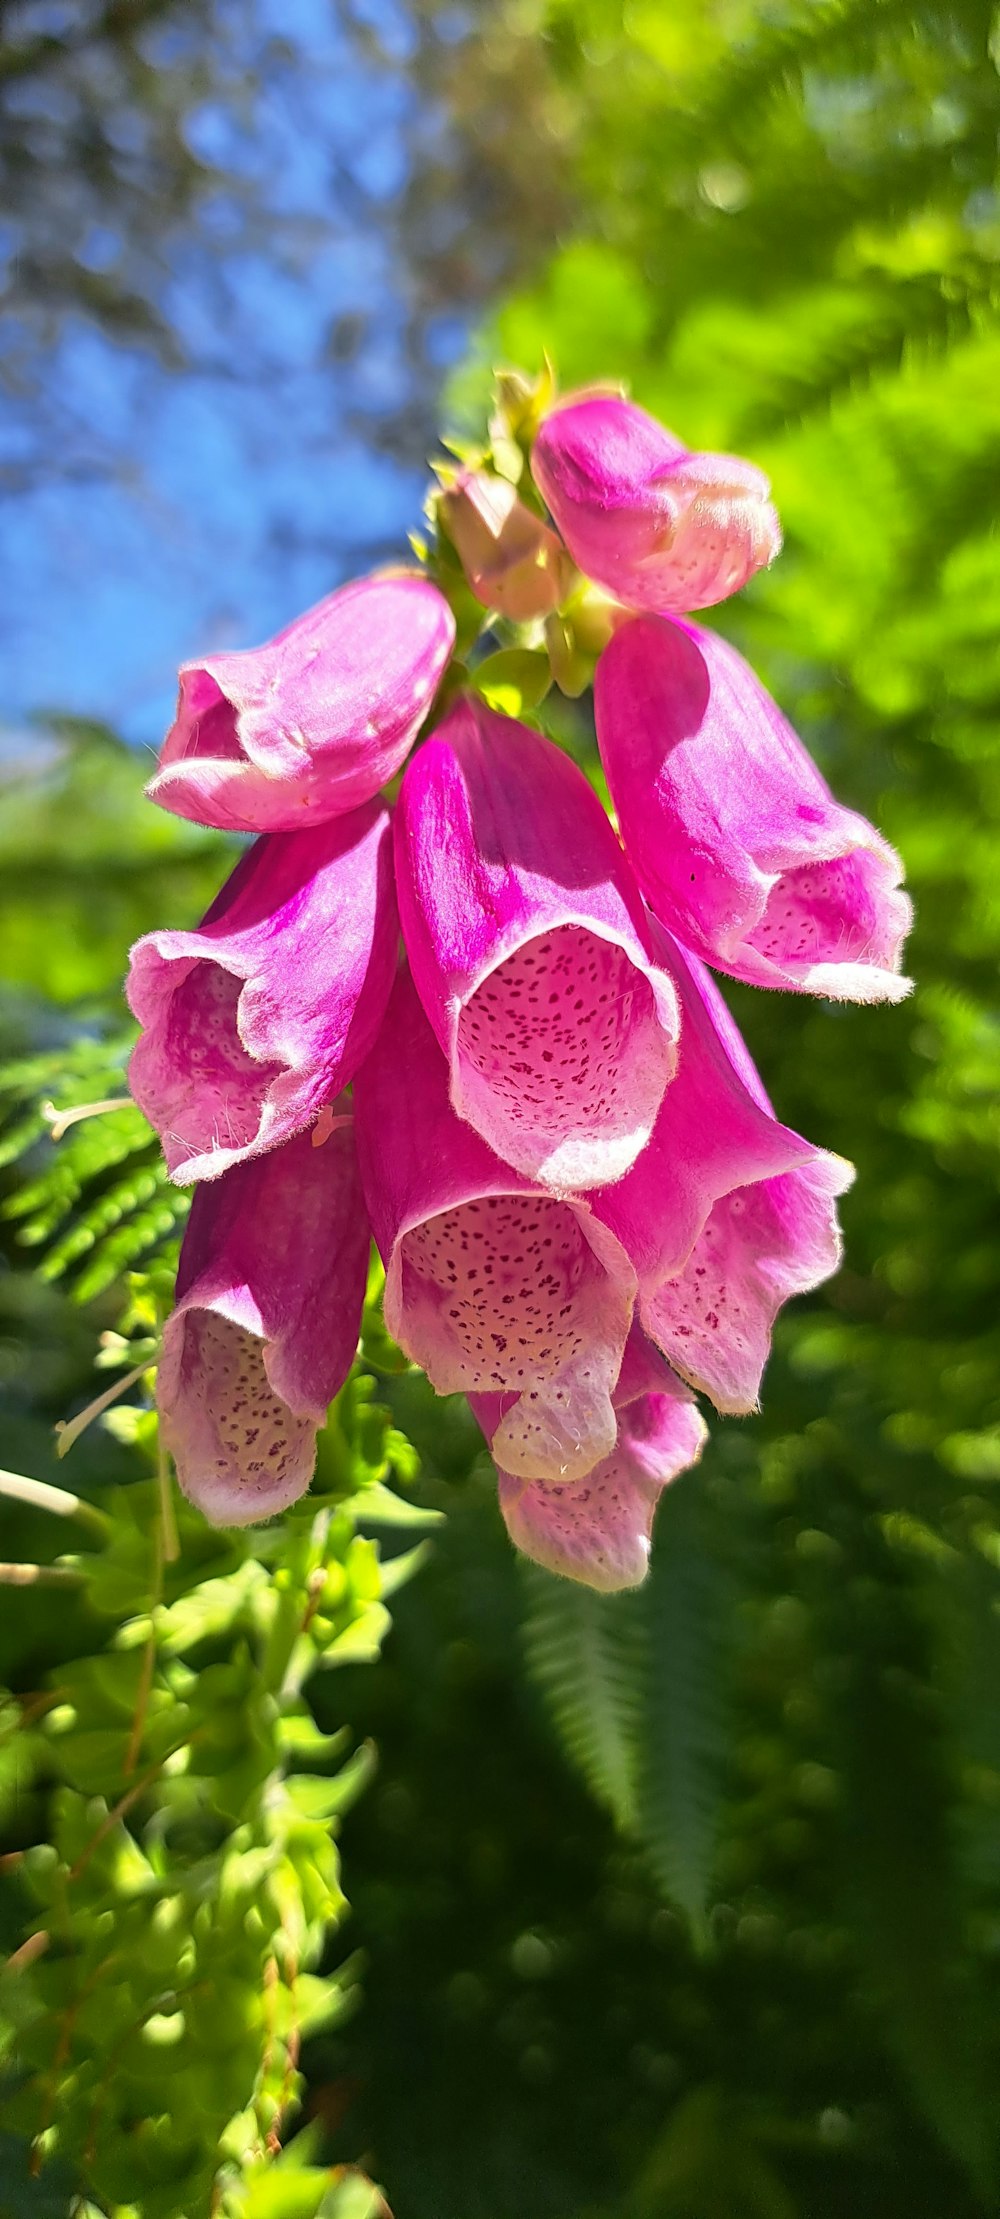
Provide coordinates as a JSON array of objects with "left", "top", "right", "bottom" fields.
[
  {"left": 522, "top": 1564, "right": 644, "bottom": 1831},
  {"left": 635, "top": 1478, "right": 733, "bottom": 1935},
  {"left": 470, "top": 647, "right": 553, "bottom": 717}
]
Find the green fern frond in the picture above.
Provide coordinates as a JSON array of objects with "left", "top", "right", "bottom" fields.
[
  {"left": 522, "top": 1566, "right": 645, "bottom": 1831},
  {"left": 635, "top": 1476, "right": 733, "bottom": 1935},
  {"left": 0, "top": 1029, "right": 183, "bottom": 1302},
  {"left": 522, "top": 1476, "right": 734, "bottom": 1929}
]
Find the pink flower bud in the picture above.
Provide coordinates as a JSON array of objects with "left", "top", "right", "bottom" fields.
[
  {"left": 394, "top": 694, "right": 680, "bottom": 1192},
  {"left": 148, "top": 574, "right": 455, "bottom": 833},
  {"left": 533, "top": 394, "right": 781, "bottom": 614},
  {"left": 440, "top": 468, "right": 570, "bottom": 620},
  {"left": 473, "top": 1326, "right": 706, "bottom": 1591},
  {"left": 127, "top": 802, "right": 397, "bottom": 1182},
  {"left": 158, "top": 1123, "right": 368, "bottom": 1526},
  {"left": 596, "top": 615, "right": 912, "bottom": 1002},
  {"left": 354, "top": 967, "right": 637, "bottom": 1487}
]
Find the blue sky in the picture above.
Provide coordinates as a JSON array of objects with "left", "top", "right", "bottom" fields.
[{"left": 0, "top": 0, "right": 469, "bottom": 750}]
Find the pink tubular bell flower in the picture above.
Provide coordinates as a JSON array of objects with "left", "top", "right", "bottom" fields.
[
  {"left": 473, "top": 1327, "right": 707, "bottom": 1592},
  {"left": 158, "top": 1122, "right": 369, "bottom": 1526},
  {"left": 147, "top": 574, "right": 456, "bottom": 834},
  {"left": 645, "top": 1154, "right": 850, "bottom": 1416},
  {"left": 439, "top": 467, "right": 571, "bottom": 620},
  {"left": 607, "top": 954, "right": 853, "bottom": 1413},
  {"left": 354, "top": 967, "right": 637, "bottom": 1485},
  {"left": 393, "top": 694, "right": 680, "bottom": 1191},
  {"left": 592, "top": 931, "right": 828, "bottom": 1290},
  {"left": 596, "top": 615, "right": 912, "bottom": 1002},
  {"left": 532, "top": 394, "right": 781, "bottom": 615},
  {"left": 127, "top": 803, "right": 396, "bottom": 1183}
]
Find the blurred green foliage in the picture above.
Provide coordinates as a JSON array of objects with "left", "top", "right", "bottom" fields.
[{"left": 3, "top": 0, "right": 1000, "bottom": 2214}]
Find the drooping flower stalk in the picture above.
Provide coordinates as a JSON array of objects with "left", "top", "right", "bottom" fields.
[{"left": 123, "top": 363, "right": 910, "bottom": 1589}]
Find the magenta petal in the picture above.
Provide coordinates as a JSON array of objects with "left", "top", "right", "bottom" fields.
[
  {"left": 595, "top": 614, "right": 912, "bottom": 1002},
  {"left": 354, "top": 966, "right": 637, "bottom": 1483},
  {"left": 644, "top": 1151, "right": 852, "bottom": 1415},
  {"left": 475, "top": 1330, "right": 707, "bottom": 1591},
  {"left": 594, "top": 932, "right": 829, "bottom": 1290},
  {"left": 394, "top": 694, "right": 680, "bottom": 1190},
  {"left": 148, "top": 574, "right": 456, "bottom": 832},
  {"left": 158, "top": 1123, "right": 369, "bottom": 1526},
  {"left": 533, "top": 395, "right": 781, "bottom": 614},
  {"left": 127, "top": 802, "right": 397, "bottom": 1183}
]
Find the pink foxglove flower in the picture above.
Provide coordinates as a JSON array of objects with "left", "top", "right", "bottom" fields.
[
  {"left": 127, "top": 803, "right": 396, "bottom": 1183},
  {"left": 593, "top": 932, "right": 824, "bottom": 1289},
  {"left": 394, "top": 695, "right": 680, "bottom": 1190},
  {"left": 533, "top": 394, "right": 781, "bottom": 615},
  {"left": 148, "top": 574, "right": 455, "bottom": 833},
  {"left": 354, "top": 966, "right": 637, "bottom": 1484},
  {"left": 439, "top": 468, "right": 570, "bottom": 620},
  {"left": 158, "top": 1122, "right": 368, "bottom": 1526},
  {"left": 473, "top": 1327, "right": 706, "bottom": 1591},
  {"left": 614, "top": 954, "right": 853, "bottom": 1412},
  {"left": 644, "top": 1154, "right": 849, "bottom": 1416},
  {"left": 596, "top": 614, "right": 912, "bottom": 1002}
]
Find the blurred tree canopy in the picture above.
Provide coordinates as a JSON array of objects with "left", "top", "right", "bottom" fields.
[{"left": 3, "top": 1, "right": 1000, "bottom": 2215}]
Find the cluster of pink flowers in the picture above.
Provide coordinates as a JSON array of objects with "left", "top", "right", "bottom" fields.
[{"left": 128, "top": 385, "right": 911, "bottom": 1592}]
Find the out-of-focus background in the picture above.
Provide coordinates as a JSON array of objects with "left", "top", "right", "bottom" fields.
[{"left": 2, "top": 2, "right": 1000, "bottom": 2215}]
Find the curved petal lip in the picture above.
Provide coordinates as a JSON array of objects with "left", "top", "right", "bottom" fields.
[{"left": 149, "top": 574, "right": 456, "bottom": 832}]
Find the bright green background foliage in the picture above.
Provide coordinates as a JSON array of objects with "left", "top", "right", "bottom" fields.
[{"left": 3, "top": 1, "right": 1000, "bottom": 2214}]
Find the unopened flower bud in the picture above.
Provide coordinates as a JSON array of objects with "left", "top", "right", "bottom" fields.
[{"left": 440, "top": 469, "right": 571, "bottom": 622}]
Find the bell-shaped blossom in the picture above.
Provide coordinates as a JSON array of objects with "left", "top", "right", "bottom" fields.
[
  {"left": 127, "top": 803, "right": 396, "bottom": 1183},
  {"left": 393, "top": 695, "right": 680, "bottom": 1191},
  {"left": 532, "top": 394, "right": 781, "bottom": 614},
  {"left": 594, "top": 932, "right": 826, "bottom": 1290},
  {"left": 612, "top": 949, "right": 853, "bottom": 1412},
  {"left": 439, "top": 467, "right": 571, "bottom": 620},
  {"left": 644, "top": 1151, "right": 850, "bottom": 1416},
  {"left": 596, "top": 615, "right": 912, "bottom": 1002},
  {"left": 354, "top": 966, "right": 637, "bottom": 1484},
  {"left": 147, "top": 574, "right": 455, "bottom": 833},
  {"left": 158, "top": 1122, "right": 368, "bottom": 1526},
  {"left": 473, "top": 1327, "right": 707, "bottom": 1591}
]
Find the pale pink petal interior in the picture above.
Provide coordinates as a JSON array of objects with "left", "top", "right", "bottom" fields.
[
  {"left": 456, "top": 925, "right": 671, "bottom": 1185},
  {"left": 643, "top": 1169, "right": 841, "bottom": 1415},
  {"left": 497, "top": 1388, "right": 706, "bottom": 1590},
  {"left": 163, "top": 1312, "right": 317, "bottom": 1524},
  {"left": 744, "top": 851, "right": 900, "bottom": 974},
  {"left": 644, "top": 1191, "right": 771, "bottom": 1413},
  {"left": 168, "top": 671, "right": 244, "bottom": 764},
  {"left": 498, "top": 1443, "right": 660, "bottom": 1590},
  {"left": 165, "top": 962, "right": 280, "bottom": 1159},
  {"left": 400, "top": 1193, "right": 606, "bottom": 1393}
]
